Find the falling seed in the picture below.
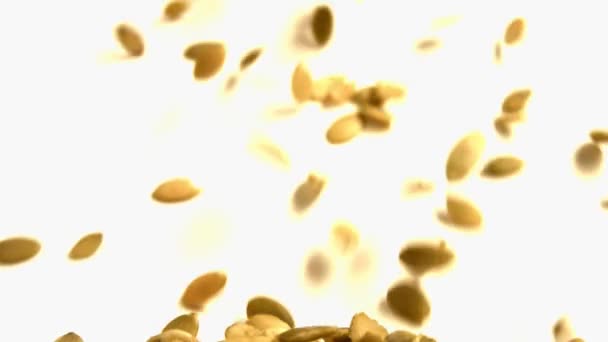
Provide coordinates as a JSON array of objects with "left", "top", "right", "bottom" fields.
[
  {"left": 293, "top": 173, "right": 325, "bottom": 212},
  {"left": 311, "top": 76, "right": 356, "bottom": 108},
  {"left": 0, "top": 236, "right": 41, "bottom": 265},
  {"left": 494, "top": 41, "right": 502, "bottom": 63},
  {"left": 311, "top": 5, "right": 333, "bottom": 46},
  {"left": 415, "top": 38, "right": 440, "bottom": 52},
  {"left": 164, "top": 0, "right": 189, "bottom": 21},
  {"left": 326, "top": 114, "right": 363, "bottom": 144},
  {"left": 152, "top": 177, "right": 201, "bottom": 204},
  {"left": 601, "top": 199, "right": 608, "bottom": 209},
  {"left": 502, "top": 89, "right": 531, "bottom": 114},
  {"left": 349, "top": 312, "right": 388, "bottom": 342},
  {"left": 240, "top": 48, "right": 263, "bottom": 71},
  {"left": 399, "top": 240, "right": 454, "bottom": 276},
  {"left": 445, "top": 131, "right": 486, "bottom": 182},
  {"left": 55, "top": 332, "right": 83, "bottom": 342},
  {"left": 278, "top": 326, "right": 339, "bottom": 342},
  {"left": 162, "top": 313, "right": 199, "bottom": 337},
  {"left": 575, "top": 142, "right": 603, "bottom": 174},
  {"left": 330, "top": 222, "right": 359, "bottom": 255},
  {"left": 115, "top": 24, "right": 144, "bottom": 57},
  {"left": 358, "top": 105, "right": 392, "bottom": 129},
  {"left": 68, "top": 232, "right": 103, "bottom": 260},
  {"left": 403, "top": 179, "right": 435, "bottom": 196},
  {"left": 305, "top": 250, "right": 332, "bottom": 284},
  {"left": 384, "top": 330, "right": 417, "bottom": 342},
  {"left": 180, "top": 271, "right": 227, "bottom": 311},
  {"left": 292, "top": 63, "right": 314, "bottom": 102},
  {"left": 446, "top": 194, "right": 482, "bottom": 228},
  {"left": 589, "top": 129, "right": 608, "bottom": 144},
  {"left": 253, "top": 139, "right": 290, "bottom": 168},
  {"left": 386, "top": 282, "right": 431, "bottom": 326},
  {"left": 494, "top": 116, "right": 512, "bottom": 138},
  {"left": 504, "top": 17, "right": 525, "bottom": 45},
  {"left": 247, "top": 296, "right": 295, "bottom": 328},
  {"left": 481, "top": 156, "right": 524, "bottom": 178}
]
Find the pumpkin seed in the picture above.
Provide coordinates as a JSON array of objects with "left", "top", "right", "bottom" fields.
[
  {"left": 227, "top": 337, "right": 275, "bottom": 342},
  {"left": 446, "top": 194, "right": 482, "bottom": 228},
  {"left": 504, "top": 17, "right": 525, "bottom": 45},
  {"left": 575, "top": 142, "right": 603, "bottom": 174},
  {"left": 292, "top": 63, "right": 313, "bottom": 102},
  {"left": 311, "top": 5, "right": 333, "bottom": 46},
  {"left": 0, "top": 236, "right": 41, "bottom": 265},
  {"left": 115, "top": 24, "right": 144, "bottom": 57},
  {"left": 163, "top": 313, "right": 199, "bottom": 337},
  {"left": 68, "top": 232, "right": 103, "bottom": 260},
  {"left": 494, "top": 116, "right": 512, "bottom": 138},
  {"left": 253, "top": 139, "right": 290, "bottom": 168},
  {"left": 55, "top": 332, "right": 83, "bottom": 342},
  {"left": 159, "top": 329, "right": 195, "bottom": 342},
  {"left": 278, "top": 326, "right": 339, "bottom": 342},
  {"left": 293, "top": 173, "right": 325, "bottom": 212},
  {"left": 481, "top": 156, "right": 524, "bottom": 178},
  {"left": 494, "top": 41, "right": 502, "bottom": 63},
  {"left": 225, "top": 322, "right": 264, "bottom": 338},
  {"left": 247, "top": 296, "right": 295, "bottom": 328},
  {"left": 326, "top": 114, "right": 363, "bottom": 144},
  {"left": 445, "top": 131, "right": 486, "bottom": 182},
  {"left": 399, "top": 240, "right": 454, "bottom": 275},
  {"left": 180, "top": 271, "right": 227, "bottom": 311},
  {"left": 502, "top": 89, "right": 531, "bottom": 114},
  {"left": 358, "top": 105, "right": 391, "bottom": 129},
  {"left": 417, "top": 335, "right": 436, "bottom": 342},
  {"left": 385, "top": 282, "right": 431, "bottom": 326},
  {"left": 152, "top": 177, "right": 201, "bottom": 204},
  {"left": 415, "top": 38, "right": 440, "bottom": 52},
  {"left": 323, "top": 328, "right": 351, "bottom": 342},
  {"left": 349, "top": 312, "right": 388, "bottom": 342},
  {"left": 164, "top": 0, "right": 189, "bottom": 21},
  {"left": 330, "top": 222, "right": 359, "bottom": 255},
  {"left": 305, "top": 250, "right": 332, "bottom": 284},
  {"left": 589, "top": 129, "right": 608, "bottom": 144},
  {"left": 247, "top": 314, "right": 290, "bottom": 332},
  {"left": 240, "top": 48, "right": 263, "bottom": 71},
  {"left": 312, "top": 77, "right": 356, "bottom": 107},
  {"left": 384, "top": 330, "right": 417, "bottom": 342},
  {"left": 403, "top": 179, "right": 434, "bottom": 196}
]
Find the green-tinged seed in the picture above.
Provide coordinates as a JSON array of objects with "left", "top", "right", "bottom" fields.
[
  {"left": 386, "top": 282, "right": 431, "bottom": 326},
  {"left": 481, "top": 156, "right": 524, "bottom": 178},
  {"left": 445, "top": 131, "right": 486, "bottom": 182},
  {"left": 247, "top": 296, "right": 295, "bottom": 328},
  {"left": 68, "top": 232, "right": 103, "bottom": 260},
  {"left": 163, "top": 313, "right": 199, "bottom": 337},
  {"left": 0, "top": 236, "right": 41, "bottom": 265}
]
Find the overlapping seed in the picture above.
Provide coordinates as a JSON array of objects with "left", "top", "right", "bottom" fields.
[
  {"left": 68, "top": 232, "right": 103, "bottom": 260},
  {"left": 357, "top": 105, "right": 392, "bottom": 130},
  {"left": 445, "top": 131, "right": 486, "bottom": 182},
  {"left": 240, "top": 48, "right": 263, "bottom": 71},
  {"left": 162, "top": 313, "right": 199, "bottom": 336},
  {"left": 399, "top": 240, "right": 454, "bottom": 276},
  {"left": 311, "top": 5, "right": 333, "bottom": 46},
  {"left": 55, "top": 332, "right": 84, "bottom": 342},
  {"left": 164, "top": 0, "right": 189, "bottom": 21},
  {"left": 247, "top": 296, "right": 295, "bottom": 328},
  {"left": 279, "top": 326, "right": 339, "bottom": 342},
  {"left": 349, "top": 312, "right": 387, "bottom": 342},
  {"left": 180, "top": 271, "right": 227, "bottom": 311},
  {"left": 152, "top": 177, "right": 201, "bottom": 204},
  {"left": 292, "top": 63, "right": 314, "bottom": 102},
  {"left": 386, "top": 282, "right": 431, "bottom": 326},
  {"left": 504, "top": 17, "right": 526, "bottom": 45},
  {"left": 445, "top": 194, "right": 483, "bottom": 228},
  {"left": 115, "top": 24, "right": 144, "bottom": 57},
  {"left": 590, "top": 129, "right": 608, "bottom": 144},
  {"left": 574, "top": 142, "right": 603, "bottom": 174},
  {"left": 481, "top": 155, "right": 524, "bottom": 178},
  {"left": 311, "top": 76, "right": 356, "bottom": 107},
  {"left": 326, "top": 114, "right": 363, "bottom": 144},
  {"left": 0, "top": 236, "right": 41, "bottom": 265}
]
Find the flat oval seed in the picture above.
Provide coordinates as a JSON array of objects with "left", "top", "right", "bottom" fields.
[
  {"left": 163, "top": 313, "right": 199, "bottom": 336},
  {"left": 504, "top": 17, "right": 525, "bottom": 44},
  {"left": 311, "top": 5, "right": 333, "bottom": 46},
  {"left": 502, "top": 89, "right": 531, "bottom": 114},
  {"left": 590, "top": 129, "right": 608, "bottom": 144},
  {"left": 152, "top": 178, "right": 201, "bottom": 204},
  {"left": 494, "top": 116, "right": 512, "bottom": 138},
  {"left": 0, "top": 236, "right": 41, "bottom": 265},
  {"left": 248, "top": 314, "right": 290, "bottom": 333},
  {"left": 180, "top": 271, "right": 227, "bottom": 311},
  {"left": 358, "top": 105, "right": 391, "bottom": 129},
  {"left": 481, "top": 156, "right": 524, "bottom": 178},
  {"left": 225, "top": 322, "right": 264, "bottom": 338},
  {"left": 55, "top": 332, "right": 84, "bottom": 342},
  {"left": 326, "top": 115, "right": 363, "bottom": 144},
  {"left": 399, "top": 240, "right": 454, "bottom": 275},
  {"left": 240, "top": 48, "right": 263, "bottom": 70},
  {"left": 293, "top": 174, "right": 325, "bottom": 212},
  {"left": 161, "top": 329, "right": 195, "bottom": 342},
  {"left": 445, "top": 131, "right": 486, "bottom": 182},
  {"left": 247, "top": 296, "right": 295, "bottom": 328},
  {"left": 575, "top": 142, "right": 603, "bottom": 174},
  {"left": 164, "top": 0, "right": 189, "bottom": 21},
  {"left": 349, "top": 312, "right": 388, "bottom": 342},
  {"left": 68, "top": 232, "right": 103, "bottom": 260},
  {"left": 278, "top": 326, "right": 339, "bottom": 342},
  {"left": 115, "top": 24, "right": 144, "bottom": 57},
  {"left": 292, "top": 63, "right": 313, "bottom": 102},
  {"left": 385, "top": 330, "right": 417, "bottom": 342},
  {"left": 386, "top": 282, "right": 431, "bottom": 326},
  {"left": 494, "top": 41, "right": 503, "bottom": 63},
  {"left": 415, "top": 38, "right": 440, "bottom": 52},
  {"left": 446, "top": 194, "right": 482, "bottom": 228}
]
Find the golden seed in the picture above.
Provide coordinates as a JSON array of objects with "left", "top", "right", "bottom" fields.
[
  {"left": 247, "top": 296, "right": 295, "bottom": 328},
  {"left": 247, "top": 314, "right": 291, "bottom": 333},
  {"left": 415, "top": 38, "right": 440, "bottom": 52},
  {"left": 330, "top": 222, "right": 359, "bottom": 255},
  {"left": 225, "top": 322, "right": 264, "bottom": 338},
  {"left": 68, "top": 232, "right": 103, "bottom": 260},
  {"left": 305, "top": 250, "right": 332, "bottom": 284},
  {"left": 575, "top": 142, "right": 603, "bottom": 174},
  {"left": 159, "top": 329, "right": 195, "bottom": 341},
  {"left": 278, "top": 326, "right": 339, "bottom": 342},
  {"left": 311, "top": 5, "right": 333, "bottom": 46},
  {"left": 162, "top": 313, "right": 199, "bottom": 337},
  {"left": 386, "top": 282, "right": 431, "bottom": 326},
  {"left": 253, "top": 139, "right": 290, "bottom": 168},
  {"left": 115, "top": 24, "right": 144, "bottom": 57},
  {"left": 589, "top": 129, "right": 608, "bottom": 144},
  {"left": 568, "top": 339, "right": 585, "bottom": 342},
  {"left": 152, "top": 177, "right": 201, "bottom": 204},
  {"left": 504, "top": 17, "right": 525, "bottom": 45},
  {"left": 399, "top": 240, "right": 454, "bottom": 275},
  {"left": 445, "top": 131, "right": 486, "bottom": 182},
  {"left": 481, "top": 156, "right": 524, "bottom": 178},
  {"left": 601, "top": 199, "right": 608, "bottom": 209},
  {"left": 446, "top": 194, "right": 483, "bottom": 228},
  {"left": 180, "top": 271, "right": 227, "bottom": 311},
  {"left": 494, "top": 41, "right": 502, "bottom": 63},
  {"left": 292, "top": 173, "right": 325, "bottom": 212},
  {"left": 311, "top": 77, "right": 356, "bottom": 108},
  {"left": 326, "top": 114, "right": 363, "bottom": 144},
  {"left": 350, "top": 83, "right": 405, "bottom": 107},
  {"left": 349, "top": 312, "right": 388, "bottom": 342},
  {"left": 55, "top": 332, "right": 83, "bottom": 342},
  {"left": 240, "top": 48, "right": 263, "bottom": 71},
  {"left": 385, "top": 330, "right": 417, "bottom": 342},
  {"left": 0, "top": 236, "right": 41, "bottom": 265},
  {"left": 375, "top": 82, "right": 406, "bottom": 103},
  {"left": 494, "top": 117, "right": 512, "bottom": 138},
  {"left": 292, "top": 63, "right": 314, "bottom": 102},
  {"left": 403, "top": 179, "right": 435, "bottom": 196},
  {"left": 324, "top": 328, "right": 351, "bottom": 342},
  {"left": 164, "top": 0, "right": 189, "bottom": 21},
  {"left": 358, "top": 105, "right": 392, "bottom": 129},
  {"left": 502, "top": 89, "right": 531, "bottom": 114}
]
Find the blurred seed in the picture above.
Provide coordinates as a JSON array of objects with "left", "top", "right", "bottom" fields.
[
  {"left": 349, "top": 312, "right": 388, "bottom": 342},
  {"left": 358, "top": 105, "right": 391, "bottom": 129},
  {"left": 159, "top": 329, "right": 195, "bottom": 341},
  {"left": 416, "top": 335, "right": 436, "bottom": 342},
  {"left": 180, "top": 271, "right": 227, "bottom": 311},
  {"left": 311, "top": 5, "right": 333, "bottom": 46},
  {"left": 494, "top": 41, "right": 502, "bottom": 63},
  {"left": 68, "top": 232, "right": 103, "bottom": 260},
  {"left": 601, "top": 199, "right": 608, "bottom": 209},
  {"left": 164, "top": 0, "right": 189, "bottom": 21},
  {"left": 225, "top": 322, "right": 264, "bottom": 338},
  {"left": 589, "top": 129, "right": 608, "bottom": 144},
  {"left": 384, "top": 330, "right": 417, "bottom": 342},
  {"left": 350, "top": 83, "right": 405, "bottom": 108},
  {"left": 502, "top": 89, "right": 531, "bottom": 114},
  {"left": 152, "top": 177, "right": 201, "bottom": 204},
  {"left": 0, "top": 236, "right": 41, "bottom": 265},
  {"left": 386, "top": 282, "right": 431, "bottom": 326},
  {"left": 240, "top": 48, "right": 263, "bottom": 71},
  {"left": 504, "top": 17, "right": 525, "bottom": 45},
  {"left": 292, "top": 63, "right": 314, "bottom": 102},
  {"left": 163, "top": 313, "right": 199, "bottom": 337},
  {"left": 399, "top": 240, "right": 454, "bottom": 275},
  {"left": 293, "top": 173, "right": 325, "bottom": 212},
  {"left": 446, "top": 194, "right": 482, "bottom": 228},
  {"left": 403, "top": 179, "right": 434, "bottom": 196},
  {"left": 115, "top": 24, "right": 144, "bottom": 57},
  {"left": 247, "top": 296, "right": 295, "bottom": 328},
  {"left": 305, "top": 250, "right": 332, "bottom": 284},
  {"left": 445, "top": 131, "right": 486, "bottom": 182},
  {"left": 330, "top": 222, "right": 359, "bottom": 255},
  {"left": 481, "top": 156, "right": 524, "bottom": 178},
  {"left": 375, "top": 83, "right": 406, "bottom": 102},
  {"left": 252, "top": 139, "right": 290, "bottom": 168},
  {"left": 324, "top": 328, "right": 351, "bottom": 342},
  {"left": 494, "top": 117, "right": 512, "bottom": 138},
  {"left": 55, "top": 332, "right": 83, "bottom": 342},
  {"left": 575, "top": 142, "right": 603, "bottom": 174},
  {"left": 279, "top": 326, "right": 339, "bottom": 342},
  {"left": 248, "top": 314, "right": 291, "bottom": 335},
  {"left": 415, "top": 38, "right": 440, "bottom": 52},
  {"left": 312, "top": 77, "right": 356, "bottom": 107},
  {"left": 326, "top": 114, "right": 363, "bottom": 144},
  {"left": 568, "top": 339, "right": 585, "bottom": 342}
]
